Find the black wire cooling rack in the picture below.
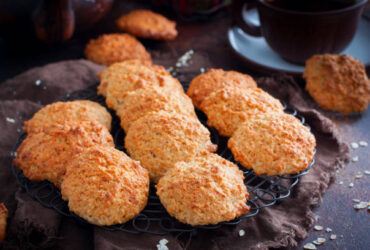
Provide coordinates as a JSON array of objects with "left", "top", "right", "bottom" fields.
[{"left": 11, "top": 83, "right": 315, "bottom": 235}]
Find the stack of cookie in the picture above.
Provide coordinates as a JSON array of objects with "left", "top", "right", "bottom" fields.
[
  {"left": 99, "top": 61, "right": 250, "bottom": 226},
  {"left": 14, "top": 100, "right": 150, "bottom": 226},
  {"left": 187, "top": 69, "right": 316, "bottom": 176}
]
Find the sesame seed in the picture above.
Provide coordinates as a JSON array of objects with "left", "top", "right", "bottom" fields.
[
  {"left": 330, "top": 234, "right": 337, "bottom": 240},
  {"left": 352, "top": 156, "right": 359, "bottom": 162},
  {"left": 303, "top": 242, "right": 317, "bottom": 249},
  {"left": 314, "top": 225, "right": 323, "bottom": 231},
  {"left": 6, "top": 117, "right": 15, "bottom": 123},
  {"left": 35, "top": 79, "right": 42, "bottom": 86},
  {"left": 200, "top": 67, "right": 205, "bottom": 73},
  {"left": 338, "top": 181, "right": 343, "bottom": 185},
  {"left": 348, "top": 182, "right": 354, "bottom": 188},
  {"left": 325, "top": 227, "right": 332, "bottom": 233},
  {"left": 10, "top": 151, "right": 17, "bottom": 157},
  {"left": 359, "top": 141, "right": 368, "bottom": 147},
  {"left": 352, "top": 199, "right": 360, "bottom": 203},
  {"left": 354, "top": 201, "right": 368, "bottom": 210},
  {"left": 350, "top": 142, "right": 359, "bottom": 149},
  {"left": 239, "top": 229, "right": 245, "bottom": 237},
  {"left": 364, "top": 170, "right": 370, "bottom": 175}
]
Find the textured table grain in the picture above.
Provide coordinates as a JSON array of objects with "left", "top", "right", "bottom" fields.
[{"left": 0, "top": 1, "right": 369, "bottom": 249}]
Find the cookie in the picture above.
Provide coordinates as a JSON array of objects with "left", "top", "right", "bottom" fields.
[
  {"left": 14, "top": 121, "right": 114, "bottom": 188},
  {"left": 100, "top": 61, "right": 184, "bottom": 106},
  {"left": 303, "top": 54, "right": 370, "bottom": 114},
  {"left": 24, "top": 100, "right": 112, "bottom": 133},
  {"left": 228, "top": 113, "right": 316, "bottom": 175},
  {"left": 61, "top": 146, "right": 149, "bottom": 226},
  {"left": 125, "top": 111, "right": 217, "bottom": 183},
  {"left": 84, "top": 33, "right": 152, "bottom": 66},
  {"left": 200, "top": 87, "right": 284, "bottom": 137},
  {"left": 156, "top": 152, "right": 249, "bottom": 226},
  {"left": 115, "top": 87, "right": 196, "bottom": 132},
  {"left": 116, "top": 9, "right": 177, "bottom": 41},
  {"left": 0, "top": 203, "right": 7, "bottom": 243},
  {"left": 187, "top": 68, "right": 257, "bottom": 109},
  {"left": 97, "top": 59, "right": 155, "bottom": 97}
]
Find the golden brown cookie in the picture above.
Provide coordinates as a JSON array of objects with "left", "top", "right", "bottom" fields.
[
  {"left": 125, "top": 111, "right": 217, "bottom": 183},
  {"left": 100, "top": 61, "right": 184, "bottom": 107},
  {"left": 303, "top": 54, "right": 370, "bottom": 115},
  {"left": 97, "top": 59, "right": 155, "bottom": 96},
  {"left": 24, "top": 100, "right": 112, "bottom": 133},
  {"left": 116, "top": 9, "right": 177, "bottom": 41},
  {"left": 84, "top": 33, "right": 152, "bottom": 66},
  {"left": 0, "top": 203, "right": 7, "bottom": 243},
  {"left": 115, "top": 87, "right": 197, "bottom": 133},
  {"left": 156, "top": 152, "right": 249, "bottom": 226},
  {"left": 14, "top": 121, "right": 114, "bottom": 188},
  {"left": 187, "top": 68, "right": 257, "bottom": 109},
  {"left": 228, "top": 113, "right": 316, "bottom": 176},
  {"left": 200, "top": 87, "right": 284, "bottom": 137},
  {"left": 61, "top": 146, "right": 149, "bottom": 226}
]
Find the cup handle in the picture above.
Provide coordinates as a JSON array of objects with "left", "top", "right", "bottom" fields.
[{"left": 232, "top": 0, "right": 262, "bottom": 37}]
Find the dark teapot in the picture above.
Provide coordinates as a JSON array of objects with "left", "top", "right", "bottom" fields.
[{"left": 0, "top": 0, "right": 114, "bottom": 43}]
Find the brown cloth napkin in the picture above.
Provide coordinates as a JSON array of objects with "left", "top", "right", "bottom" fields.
[{"left": 0, "top": 60, "right": 349, "bottom": 250}]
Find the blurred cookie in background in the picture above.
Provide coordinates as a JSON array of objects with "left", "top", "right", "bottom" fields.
[
  {"left": 0, "top": 203, "right": 7, "bottom": 243},
  {"left": 116, "top": 9, "right": 178, "bottom": 41},
  {"left": 304, "top": 54, "right": 370, "bottom": 115},
  {"left": 85, "top": 33, "right": 152, "bottom": 66}
]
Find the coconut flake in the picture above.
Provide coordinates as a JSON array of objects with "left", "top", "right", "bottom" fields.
[
  {"left": 354, "top": 201, "right": 368, "bottom": 210},
  {"left": 6, "top": 117, "right": 15, "bottom": 123},
  {"left": 303, "top": 243, "right": 317, "bottom": 250},
  {"left": 157, "top": 239, "right": 169, "bottom": 250}
]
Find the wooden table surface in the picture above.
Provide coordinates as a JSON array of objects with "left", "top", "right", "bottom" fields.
[{"left": 0, "top": 1, "right": 369, "bottom": 249}]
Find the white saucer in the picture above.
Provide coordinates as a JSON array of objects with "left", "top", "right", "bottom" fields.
[{"left": 228, "top": 15, "right": 370, "bottom": 76}]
